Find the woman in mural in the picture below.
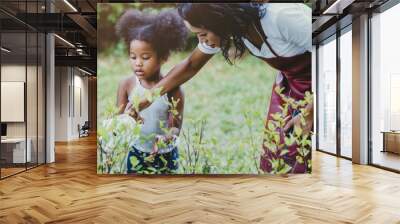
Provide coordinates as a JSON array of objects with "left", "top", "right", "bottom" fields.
[{"left": 129, "top": 3, "right": 313, "bottom": 173}]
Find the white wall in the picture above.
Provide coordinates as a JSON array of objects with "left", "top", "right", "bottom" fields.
[
  {"left": 54, "top": 67, "right": 89, "bottom": 141},
  {"left": 72, "top": 73, "right": 89, "bottom": 138},
  {"left": 54, "top": 67, "right": 69, "bottom": 141}
]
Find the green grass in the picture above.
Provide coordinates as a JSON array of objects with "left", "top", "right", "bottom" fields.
[{"left": 98, "top": 51, "right": 276, "bottom": 174}]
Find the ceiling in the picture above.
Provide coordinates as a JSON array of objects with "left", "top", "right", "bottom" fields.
[
  {"left": 0, "top": 0, "right": 97, "bottom": 75},
  {"left": 312, "top": 0, "right": 391, "bottom": 44},
  {"left": 3, "top": 0, "right": 395, "bottom": 74}
]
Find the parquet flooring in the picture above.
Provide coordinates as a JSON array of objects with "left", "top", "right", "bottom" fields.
[
  {"left": 1, "top": 135, "right": 400, "bottom": 223},
  {"left": 1, "top": 167, "right": 26, "bottom": 178}
]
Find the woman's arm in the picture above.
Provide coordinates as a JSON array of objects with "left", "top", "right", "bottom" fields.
[
  {"left": 137, "top": 47, "right": 214, "bottom": 112},
  {"left": 155, "top": 48, "right": 214, "bottom": 95}
]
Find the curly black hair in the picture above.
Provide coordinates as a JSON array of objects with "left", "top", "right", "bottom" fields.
[
  {"left": 177, "top": 3, "right": 266, "bottom": 64},
  {"left": 116, "top": 9, "right": 188, "bottom": 60}
]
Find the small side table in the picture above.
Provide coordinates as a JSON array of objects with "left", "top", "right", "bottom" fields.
[{"left": 381, "top": 131, "right": 400, "bottom": 154}]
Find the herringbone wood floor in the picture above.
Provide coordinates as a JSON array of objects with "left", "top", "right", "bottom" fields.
[{"left": 1, "top": 135, "right": 400, "bottom": 224}]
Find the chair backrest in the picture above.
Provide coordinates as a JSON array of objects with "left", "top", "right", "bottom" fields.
[{"left": 82, "top": 121, "right": 90, "bottom": 129}]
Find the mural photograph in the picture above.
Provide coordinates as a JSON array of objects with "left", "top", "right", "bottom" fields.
[{"left": 97, "top": 3, "right": 313, "bottom": 175}]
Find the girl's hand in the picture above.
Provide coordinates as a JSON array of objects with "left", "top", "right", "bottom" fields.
[
  {"left": 138, "top": 98, "right": 151, "bottom": 111},
  {"left": 151, "top": 140, "right": 159, "bottom": 155},
  {"left": 125, "top": 102, "right": 144, "bottom": 124},
  {"left": 163, "top": 134, "right": 177, "bottom": 144},
  {"left": 151, "top": 134, "right": 177, "bottom": 154},
  {"left": 151, "top": 135, "right": 166, "bottom": 154},
  {"left": 123, "top": 102, "right": 132, "bottom": 113}
]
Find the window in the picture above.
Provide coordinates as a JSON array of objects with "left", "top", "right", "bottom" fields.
[
  {"left": 370, "top": 2, "right": 400, "bottom": 171},
  {"left": 339, "top": 28, "right": 352, "bottom": 158},
  {"left": 317, "top": 36, "right": 337, "bottom": 154},
  {"left": 0, "top": 1, "right": 47, "bottom": 179}
]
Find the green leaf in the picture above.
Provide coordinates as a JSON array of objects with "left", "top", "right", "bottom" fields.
[
  {"left": 130, "top": 155, "right": 139, "bottom": 168},
  {"left": 271, "top": 113, "right": 281, "bottom": 121},
  {"left": 284, "top": 136, "right": 294, "bottom": 146},
  {"left": 159, "top": 155, "right": 168, "bottom": 168},
  {"left": 144, "top": 89, "right": 153, "bottom": 102},
  {"left": 144, "top": 155, "right": 155, "bottom": 163},
  {"left": 268, "top": 122, "right": 275, "bottom": 131},
  {"left": 277, "top": 164, "right": 292, "bottom": 174},
  {"left": 273, "top": 134, "right": 280, "bottom": 144},
  {"left": 294, "top": 125, "right": 302, "bottom": 137},
  {"left": 148, "top": 167, "right": 157, "bottom": 173},
  {"left": 296, "top": 156, "right": 304, "bottom": 164},
  {"left": 280, "top": 149, "right": 289, "bottom": 156}
]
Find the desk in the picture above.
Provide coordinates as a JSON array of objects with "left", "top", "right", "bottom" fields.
[
  {"left": 382, "top": 131, "right": 400, "bottom": 154},
  {"left": 1, "top": 138, "right": 31, "bottom": 163}
]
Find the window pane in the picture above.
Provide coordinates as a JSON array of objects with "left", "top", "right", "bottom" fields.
[
  {"left": 27, "top": 31, "right": 38, "bottom": 169},
  {"left": 38, "top": 32, "right": 45, "bottom": 165},
  {"left": 340, "top": 29, "right": 352, "bottom": 158},
  {"left": 371, "top": 3, "right": 400, "bottom": 171},
  {"left": 318, "top": 37, "right": 337, "bottom": 154},
  {"left": 1, "top": 30, "right": 27, "bottom": 177}
]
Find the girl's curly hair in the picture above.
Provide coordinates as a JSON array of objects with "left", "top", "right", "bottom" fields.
[{"left": 116, "top": 9, "right": 188, "bottom": 60}]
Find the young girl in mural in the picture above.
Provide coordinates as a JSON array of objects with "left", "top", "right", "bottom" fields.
[{"left": 115, "top": 9, "right": 187, "bottom": 174}]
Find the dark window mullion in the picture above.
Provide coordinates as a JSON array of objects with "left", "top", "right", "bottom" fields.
[
  {"left": 44, "top": 0, "right": 48, "bottom": 164},
  {"left": 25, "top": 0, "right": 28, "bottom": 171},
  {"left": 36, "top": 0, "right": 39, "bottom": 167},
  {"left": 0, "top": 20, "right": 2, "bottom": 179},
  {"left": 367, "top": 10, "right": 373, "bottom": 165},
  {"left": 316, "top": 44, "right": 320, "bottom": 151},
  {"left": 336, "top": 29, "right": 341, "bottom": 157}
]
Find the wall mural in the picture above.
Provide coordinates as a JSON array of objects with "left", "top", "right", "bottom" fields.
[{"left": 97, "top": 3, "right": 313, "bottom": 175}]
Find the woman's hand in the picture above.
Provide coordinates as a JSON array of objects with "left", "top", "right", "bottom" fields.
[
  {"left": 283, "top": 104, "right": 313, "bottom": 136},
  {"left": 151, "top": 134, "right": 177, "bottom": 155}
]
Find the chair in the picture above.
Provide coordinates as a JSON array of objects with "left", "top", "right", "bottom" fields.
[{"left": 78, "top": 121, "right": 90, "bottom": 138}]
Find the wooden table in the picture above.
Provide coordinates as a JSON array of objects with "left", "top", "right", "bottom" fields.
[{"left": 381, "top": 131, "right": 400, "bottom": 154}]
